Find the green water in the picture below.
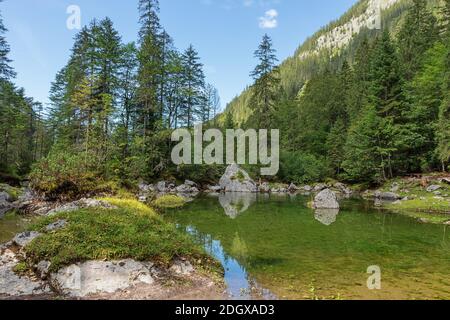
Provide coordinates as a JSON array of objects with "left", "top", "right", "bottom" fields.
[
  {"left": 0, "top": 211, "right": 30, "bottom": 244},
  {"left": 167, "top": 193, "right": 450, "bottom": 300}
]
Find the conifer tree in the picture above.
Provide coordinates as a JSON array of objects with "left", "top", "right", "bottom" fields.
[{"left": 250, "top": 34, "right": 280, "bottom": 129}]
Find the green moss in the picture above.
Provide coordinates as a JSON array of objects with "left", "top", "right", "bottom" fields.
[
  {"left": 386, "top": 196, "right": 450, "bottom": 224},
  {"left": 152, "top": 195, "right": 187, "bottom": 210},
  {"left": 13, "top": 262, "right": 29, "bottom": 275},
  {"left": 25, "top": 199, "right": 209, "bottom": 272},
  {"left": 0, "top": 183, "right": 21, "bottom": 201}
]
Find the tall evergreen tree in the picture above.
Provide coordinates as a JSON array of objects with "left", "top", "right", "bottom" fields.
[
  {"left": 0, "top": 1, "right": 14, "bottom": 81},
  {"left": 398, "top": 0, "right": 439, "bottom": 80},
  {"left": 180, "top": 45, "right": 205, "bottom": 128},
  {"left": 250, "top": 34, "right": 280, "bottom": 128}
]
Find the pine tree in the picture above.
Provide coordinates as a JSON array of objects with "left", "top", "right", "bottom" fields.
[
  {"left": 326, "top": 118, "right": 347, "bottom": 175},
  {"left": 250, "top": 34, "right": 280, "bottom": 129},
  {"left": 180, "top": 45, "right": 205, "bottom": 128},
  {"left": 0, "top": 2, "right": 15, "bottom": 80},
  {"left": 369, "top": 31, "right": 404, "bottom": 119},
  {"left": 398, "top": 0, "right": 439, "bottom": 80},
  {"left": 136, "top": 0, "right": 162, "bottom": 133}
]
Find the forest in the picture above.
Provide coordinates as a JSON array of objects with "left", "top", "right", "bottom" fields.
[{"left": 0, "top": 0, "right": 449, "bottom": 197}]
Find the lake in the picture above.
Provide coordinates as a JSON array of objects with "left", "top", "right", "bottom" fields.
[{"left": 166, "top": 193, "right": 450, "bottom": 300}]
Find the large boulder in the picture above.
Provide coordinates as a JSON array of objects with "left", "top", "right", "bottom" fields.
[
  {"left": 219, "top": 164, "right": 258, "bottom": 193},
  {"left": 0, "top": 248, "right": 50, "bottom": 297},
  {"left": 50, "top": 259, "right": 155, "bottom": 298},
  {"left": 313, "top": 189, "right": 340, "bottom": 209}
]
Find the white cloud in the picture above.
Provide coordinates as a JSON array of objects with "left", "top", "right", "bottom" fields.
[{"left": 259, "top": 9, "right": 278, "bottom": 29}]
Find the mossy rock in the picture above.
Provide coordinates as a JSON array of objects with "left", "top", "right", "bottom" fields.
[{"left": 152, "top": 195, "right": 187, "bottom": 210}]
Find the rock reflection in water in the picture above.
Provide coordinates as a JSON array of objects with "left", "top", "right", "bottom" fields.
[
  {"left": 314, "top": 209, "right": 340, "bottom": 226},
  {"left": 219, "top": 193, "right": 257, "bottom": 219}
]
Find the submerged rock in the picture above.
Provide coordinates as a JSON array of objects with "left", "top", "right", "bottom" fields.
[
  {"left": 314, "top": 209, "right": 340, "bottom": 226},
  {"left": 218, "top": 192, "right": 257, "bottom": 219},
  {"left": 313, "top": 189, "right": 340, "bottom": 209},
  {"left": 50, "top": 259, "right": 155, "bottom": 298},
  {"left": 219, "top": 164, "right": 258, "bottom": 193}
]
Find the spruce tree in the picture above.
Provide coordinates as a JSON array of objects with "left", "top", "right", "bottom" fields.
[
  {"left": 398, "top": 0, "right": 439, "bottom": 80},
  {"left": 180, "top": 45, "right": 205, "bottom": 128},
  {"left": 250, "top": 34, "right": 280, "bottom": 129},
  {"left": 0, "top": 2, "right": 14, "bottom": 80}
]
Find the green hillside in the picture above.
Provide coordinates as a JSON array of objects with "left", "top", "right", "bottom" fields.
[{"left": 221, "top": 0, "right": 442, "bottom": 126}]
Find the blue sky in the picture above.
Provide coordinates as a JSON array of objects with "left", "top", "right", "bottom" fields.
[{"left": 1, "top": 0, "right": 357, "bottom": 111}]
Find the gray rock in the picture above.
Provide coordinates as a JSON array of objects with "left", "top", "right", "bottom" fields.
[
  {"left": 45, "top": 220, "right": 67, "bottom": 232},
  {"left": 313, "top": 189, "right": 340, "bottom": 209},
  {"left": 0, "top": 201, "right": 13, "bottom": 218},
  {"left": 184, "top": 180, "right": 197, "bottom": 187},
  {"left": 12, "top": 231, "right": 41, "bottom": 247},
  {"left": 444, "top": 221, "right": 450, "bottom": 226},
  {"left": 50, "top": 259, "right": 155, "bottom": 298},
  {"left": 313, "top": 184, "right": 328, "bottom": 192},
  {"left": 47, "top": 198, "right": 117, "bottom": 216},
  {"left": 314, "top": 209, "right": 340, "bottom": 226},
  {"left": 0, "top": 191, "right": 11, "bottom": 202},
  {"left": 219, "top": 164, "right": 258, "bottom": 193},
  {"left": 374, "top": 191, "right": 401, "bottom": 201},
  {"left": 176, "top": 184, "right": 199, "bottom": 194},
  {"left": 302, "top": 185, "right": 313, "bottom": 192},
  {"left": 259, "top": 182, "right": 271, "bottom": 193},
  {"left": 138, "top": 182, "right": 155, "bottom": 193},
  {"left": 442, "top": 178, "right": 450, "bottom": 185},
  {"left": 36, "top": 261, "right": 51, "bottom": 280},
  {"left": 207, "top": 185, "right": 223, "bottom": 193},
  {"left": 288, "top": 183, "right": 300, "bottom": 192},
  {"left": 156, "top": 181, "right": 168, "bottom": 193},
  {"left": 169, "top": 259, "right": 194, "bottom": 275},
  {"left": 334, "top": 182, "right": 352, "bottom": 195},
  {"left": 427, "top": 185, "right": 441, "bottom": 192},
  {"left": 0, "top": 249, "right": 50, "bottom": 297}
]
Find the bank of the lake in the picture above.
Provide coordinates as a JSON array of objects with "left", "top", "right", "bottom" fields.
[{"left": 166, "top": 194, "right": 450, "bottom": 300}]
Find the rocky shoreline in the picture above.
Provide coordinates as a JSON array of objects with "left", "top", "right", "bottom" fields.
[{"left": 1, "top": 165, "right": 449, "bottom": 299}]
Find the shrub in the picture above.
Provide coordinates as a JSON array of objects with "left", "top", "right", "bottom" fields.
[
  {"left": 279, "top": 151, "right": 331, "bottom": 184},
  {"left": 29, "top": 151, "right": 118, "bottom": 200},
  {"left": 152, "top": 195, "right": 187, "bottom": 210}
]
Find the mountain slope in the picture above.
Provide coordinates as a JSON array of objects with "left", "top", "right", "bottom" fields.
[{"left": 220, "top": 0, "right": 441, "bottom": 126}]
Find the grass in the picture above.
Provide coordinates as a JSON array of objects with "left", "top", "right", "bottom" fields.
[
  {"left": 379, "top": 176, "right": 450, "bottom": 224},
  {"left": 152, "top": 195, "right": 187, "bottom": 210},
  {"left": 24, "top": 199, "right": 216, "bottom": 272}
]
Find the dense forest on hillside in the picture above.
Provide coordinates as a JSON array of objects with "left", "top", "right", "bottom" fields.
[
  {"left": 0, "top": 0, "right": 449, "bottom": 198},
  {"left": 225, "top": 0, "right": 450, "bottom": 185}
]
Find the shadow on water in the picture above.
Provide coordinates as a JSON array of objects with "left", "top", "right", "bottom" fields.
[{"left": 168, "top": 193, "right": 450, "bottom": 300}]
